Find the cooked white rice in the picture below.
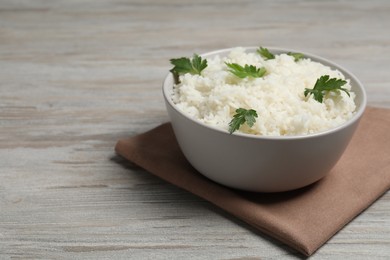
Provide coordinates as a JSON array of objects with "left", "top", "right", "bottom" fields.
[{"left": 172, "top": 47, "right": 356, "bottom": 136}]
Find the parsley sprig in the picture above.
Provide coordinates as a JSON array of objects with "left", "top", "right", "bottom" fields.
[
  {"left": 287, "top": 52, "right": 304, "bottom": 62},
  {"left": 170, "top": 54, "right": 207, "bottom": 83},
  {"left": 304, "top": 75, "right": 350, "bottom": 103},
  {"left": 257, "top": 46, "right": 304, "bottom": 62},
  {"left": 228, "top": 108, "right": 258, "bottom": 134},
  {"left": 257, "top": 47, "right": 275, "bottom": 60},
  {"left": 225, "top": 63, "right": 266, "bottom": 79}
]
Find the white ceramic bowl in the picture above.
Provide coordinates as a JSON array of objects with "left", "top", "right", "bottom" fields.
[{"left": 163, "top": 47, "right": 367, "bottom": 192}]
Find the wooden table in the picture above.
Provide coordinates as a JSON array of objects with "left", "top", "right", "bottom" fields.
[{"left": 1, "top": 0, "right": 389, "bottom": 258}]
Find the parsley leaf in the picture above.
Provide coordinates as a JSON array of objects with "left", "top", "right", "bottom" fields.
[
  {"left": 228, "top": 108, "right": 258, "bottom": 134},
  {"left": 170, "top": 54, "right": 207, "bottom": 83},
  {"left": 225, "top": 63, "right": 266, "bottom": 79},
  {"left": 257, "top": 46, "right": 304, "bottom": 62},
  {"left": 287, "top": 52, "right": 304, "bottom": 62},
  {"left": 257, "top": 47, "right": 275, "bottom": 60},
  {"left": 304, "top": 75, "right": 350, "bottom": 103}
]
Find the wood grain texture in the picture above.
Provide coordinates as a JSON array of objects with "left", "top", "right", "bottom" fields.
[{"left": 0, "top": 0, "right": 389, "bottom": 259}]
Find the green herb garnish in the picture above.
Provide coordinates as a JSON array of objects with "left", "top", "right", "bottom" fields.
[
  {"left": 170, "top": 54, "right": 207, "bottom": 83},
  {"left": 225, "top": 63, "right": 266, "bottom": 79},
  {"left": 257, "top": 47, "right": 275, "bottom": 60},
  {"left": 228, "top": 108, "right": 258, "bottom": 134},
  {"left": 304, "top": 75, "right": 350, "bottom": 103},
  {"left": 287, "top": 52, "right": 304, "bottom": 62},
  {"left": 257, "top": 46, "right": 304, "bottom": 62}
]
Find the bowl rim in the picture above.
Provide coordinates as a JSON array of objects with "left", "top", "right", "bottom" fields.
[{"left": 163, "top": 46, "right": 367, "bottom": 140}]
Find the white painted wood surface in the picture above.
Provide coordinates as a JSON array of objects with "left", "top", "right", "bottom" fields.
[{"left": 0, "top": 0, "right": 389, "bottom": 259}]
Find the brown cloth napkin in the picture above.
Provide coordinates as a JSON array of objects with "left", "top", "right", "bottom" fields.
[{"left": 115, "top": 107, "right": 390, "bottom": 256}]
